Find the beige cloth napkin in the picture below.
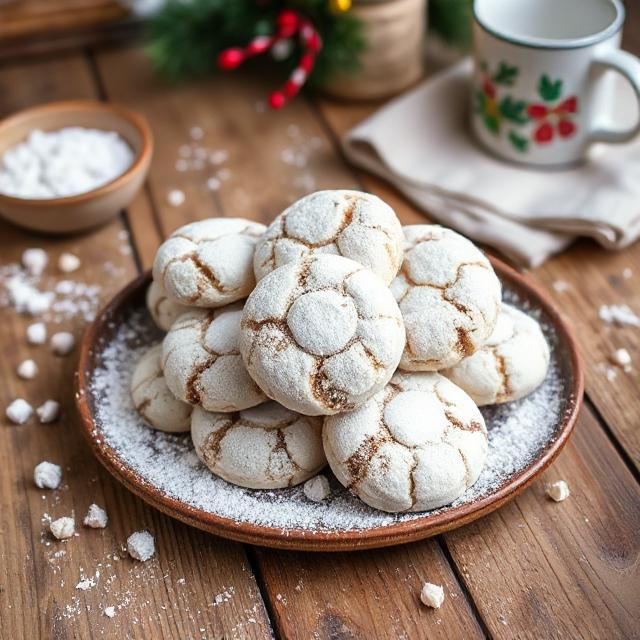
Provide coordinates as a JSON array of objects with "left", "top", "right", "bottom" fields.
[{"left": 343, "top": 60, "right": 640, "bottom": 267}]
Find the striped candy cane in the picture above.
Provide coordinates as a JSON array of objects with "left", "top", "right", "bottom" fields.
[{"left": 217, "top": 9, "right": 322, "bottom": 110}]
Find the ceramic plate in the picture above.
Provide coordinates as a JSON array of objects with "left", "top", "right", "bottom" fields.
[{"left": 76, "top": 257, "right": 583, "bottom": 551}]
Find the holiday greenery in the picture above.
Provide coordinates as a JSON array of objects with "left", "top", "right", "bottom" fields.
[
  {"left": 145, "top": 0, "right": 365, "bottom": 86},
  {"left": 428, "top": 0, "right": 473, "bottom": 49}
]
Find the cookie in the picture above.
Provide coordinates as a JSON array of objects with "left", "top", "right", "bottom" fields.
[
  {"left": 392, "top": 225, "right": 501, "bottom": 371},
  {"left": 253, "top": 190, "right": 404, "bottom": 285},
  {"left": 323, "top": 371, "right": 488, "bottom": 513},
  {"left": 162, "top": 304, "right": 267, "bottom": 412},
  {"left": 443, "top": 303, "right": 550, "bottom": 405},
  {"left": 131, "top": 345, "right": 192, "bottom": 433},
  {"left": 191, "top": 402, "right": 326, "bottom": 489},
  {"left": 153, "top": 218, "right": 266, "bottom": 307},
  {"left": 239, "top": 254, "right": 405, "bottom": 416},
  {"left": 146, "top": 280, "right": 189, "bottom": 331}
]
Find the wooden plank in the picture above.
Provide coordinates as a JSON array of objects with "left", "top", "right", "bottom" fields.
[
  {"left": 253, "top": 543, "right": 485, "bottom": 639},
  {"left": 93, "top": 45, "right": 488, "bottom": 636},
  {"left": 0, "top": 54, "right": 272, "bottom": 639},
  {"left": 0, "top": 0, "right": 127, "bottom": 39}
]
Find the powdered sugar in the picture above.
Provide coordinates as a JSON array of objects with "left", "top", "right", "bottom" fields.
[
  {"left": 1, "top": 261, "right": 102, "bottom": 323},
  {"left": 87, "top": 287, "right": 568, "bottom": 533}
]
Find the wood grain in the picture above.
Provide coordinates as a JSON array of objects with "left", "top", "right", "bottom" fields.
[
  {"left": 0, "top": 54, "right": 272, "bottom": 640},
  {"left": 253, "top": 542, "right": 485, "bottom": 639}
]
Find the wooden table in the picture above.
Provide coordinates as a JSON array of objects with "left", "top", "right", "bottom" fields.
[{"left": 1, "top": 18, "right": 639, "bottom": 640}]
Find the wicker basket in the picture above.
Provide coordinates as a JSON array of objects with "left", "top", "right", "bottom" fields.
[{"left": 323, "top": 0, "right": 427, "bottom": 100}]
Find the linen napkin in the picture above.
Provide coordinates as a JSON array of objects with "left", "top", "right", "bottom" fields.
[{"left": 342, "top": 59, "right": 640, "bottom": 267}]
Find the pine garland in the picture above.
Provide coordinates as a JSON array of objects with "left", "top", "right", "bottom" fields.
[
  {"left": 428, "top": 0, "right": 472, "bottom": 49},
  {"left": 144, "top": 0, "right": 365, "bottom": 86}
]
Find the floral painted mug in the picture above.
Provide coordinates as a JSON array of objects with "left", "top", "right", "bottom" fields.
[{"left": 471, "top": 0, "right": 640, "bottom": 167}]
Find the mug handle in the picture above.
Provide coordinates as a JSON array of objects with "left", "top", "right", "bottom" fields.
[{"left": 588, "top": 49, "right": 640, "bottom": 144}]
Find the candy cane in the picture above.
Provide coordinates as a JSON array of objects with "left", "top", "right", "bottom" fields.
[
  {"left": 217, "top": 10, "right": 322, "bottom": 110},
  {"left": 269, "top": 18, "right": 322, "bottom": 109}
]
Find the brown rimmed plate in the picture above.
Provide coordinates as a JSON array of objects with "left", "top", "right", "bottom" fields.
[{"left": 75, "top": 257, "right": 583, "bottom": 552}]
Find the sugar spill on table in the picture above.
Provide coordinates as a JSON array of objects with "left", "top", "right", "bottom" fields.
[
  {"left": 87, "top": 287, "right": 568, "bottom": 534},
  {"left": 0, "top": 261, "right": 102, "bottom": 323}
]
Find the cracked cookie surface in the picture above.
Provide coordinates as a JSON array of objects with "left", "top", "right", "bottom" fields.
[
  {"left": 131, "top": 345, "right": 192, "bottom": 433},
  {"left": 391, "top": 225, "right": 501, "bottom": 371},
  {"left": 323, "top": 371, "right": 488, "bottom": 513},
  {"left": 253, "top": 190, "right": 404, "bottom": 285},
  {"left": 191, "top": 402, "right": 326, "bottom": 489},
  {"left": 153, "top": 218, "right": 266, "bottom": 307},
  {"left": 443, "top": 303, "right": 550, "bottom": 406},
  {"left": 162, "top": 304, "right": 267, "bottom": 412},
  {"left": 146, "top": 280, "right": 190, "bottom": 331},
  {"left": 240, "top": 254, "right": 406, "bottom": 416}
]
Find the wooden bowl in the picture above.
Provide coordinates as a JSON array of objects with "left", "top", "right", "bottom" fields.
[
  {"left": 0, "top": 100, "right": 152, "bottom": 234},
  {"left": 76, "top": 257, "right": 583, "bottom": 551}
]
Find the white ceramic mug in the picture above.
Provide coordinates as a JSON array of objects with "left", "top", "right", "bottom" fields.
[{"left": 471, "top": 0, "right": 640, "bottom": 167}]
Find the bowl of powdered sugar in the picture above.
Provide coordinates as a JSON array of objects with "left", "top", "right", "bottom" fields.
[{"left": 0, "top": 100, "right": 152, "bottom": 233}]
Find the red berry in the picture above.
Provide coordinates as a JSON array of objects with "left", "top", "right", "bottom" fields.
[
  {"left": 558, "top": 119, "right": 576, "bottom": 138},
  {"left": 534, "top": 122, "right": 554, "bottom": 143},
  {"left": 527, "top": 104, "right": 548, "bottom": 119},
  {"left": 558, "top": 96, "right": 578, "bottom": 114},
  {"left": 269, "top": 91, "right": 286, "bottom": 109},
  {"left": 218, "top": 48, "right": 244, "bottom": 70},
  {"left": 277, "top": 10, "right": 299, "bottom": 38},
  {"left": 482, "top": 80, "right": 496, "bottom": 99}
]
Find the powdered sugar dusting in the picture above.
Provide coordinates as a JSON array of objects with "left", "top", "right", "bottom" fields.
[{"left": 87, "top": 287, "right": 570, "bottom": 533}]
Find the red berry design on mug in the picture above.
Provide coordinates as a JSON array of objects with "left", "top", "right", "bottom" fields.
[
  {"left": 534, "top": 122, "right": 554, "bottom": 144},
  {"left": 528, "top": 75, "right": 579, "bottom": 145},
  {"left": 558, "top": 119, "right": 576, "bottom": 138}
]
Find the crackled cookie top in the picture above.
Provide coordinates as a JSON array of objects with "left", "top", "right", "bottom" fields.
[
  {"left": 443, "top": 303, "right": 550, "bottom": 406},
  {"left": 130, "top": 345, "right": 192, "bottom": 433},
  {"left": 240, "top": 254, "right": 405, "bottom": 416},
  {"left": 153, "top": 218, "right": 266, "bottom": 307},
  {"left": 191, "top": 402, "right": 326, "bottom": 489},
  {"left": 253, "top": 190, "right": 404, "bottom": 285},
  {"left": 323, "top": 371, "right": 488, "bottom": 513},
  {"left": 391, "top": 225, "right": 501, "bottom": 371},
  {"left": 146, "top": 280, "right": 189, "bottom": 331},
  {"left": 162, "top": 304, "right": 267, "bottom": 412}
]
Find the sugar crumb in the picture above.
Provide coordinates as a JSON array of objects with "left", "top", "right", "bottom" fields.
[{"left": 546, "top": 480, "right": 570, "bottom": 502}]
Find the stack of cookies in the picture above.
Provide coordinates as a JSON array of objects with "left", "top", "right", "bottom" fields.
[{"left": 132, "top": 190, "right": 549, "bottom": 514}]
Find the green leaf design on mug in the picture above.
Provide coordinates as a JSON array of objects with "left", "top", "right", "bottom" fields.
[
  {"left": 508, "top": 131, "right": 529, "bottom": 153},
  {"left": 493, "top": 62, "right": 519, "bottom": 86},
  {"left": 499, "top": 96, "right": 529, "bottom": 124},
  {"left": 538, "top": 75, "right": 563, "bottom": 102}
]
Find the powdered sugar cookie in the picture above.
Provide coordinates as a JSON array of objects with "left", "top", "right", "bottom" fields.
[
  {"left": 153, "top": 218, "right": 266, "bottom": 307},
  {"left": 131, "top": 345, "right": 192, "bottom": 433},
  {"left": 191, "top": 402, "right": 326, "bottom": 489},
  {"left": 392, "top": 225, "right": 501, "bottom": 371},
  {"left": 253, "top": 190, "right": 404, "bottom": 285},
  {"left": 146, "top": 280, "right": 189, "bottom": 331},
  {"left": 324, "top": 371, "right": 488, "bottom": 513},
  {"left": 443, "top": 303, "right": 550, "bottom": 406},
  {"left": 240, "top": 254, "right": 405, "bottom": 416},
  {"left": 163, "top": 304, "right": 266, "bottom": 412}
]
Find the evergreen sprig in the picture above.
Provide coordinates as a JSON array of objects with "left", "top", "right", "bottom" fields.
[{"left": 144, "top": 0, "right": 365, "bottom": 85}]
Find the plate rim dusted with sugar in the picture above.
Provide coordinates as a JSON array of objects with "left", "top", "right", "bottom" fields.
[{"left": 75, "top": 256, "right": 583, "bottom": 552}]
